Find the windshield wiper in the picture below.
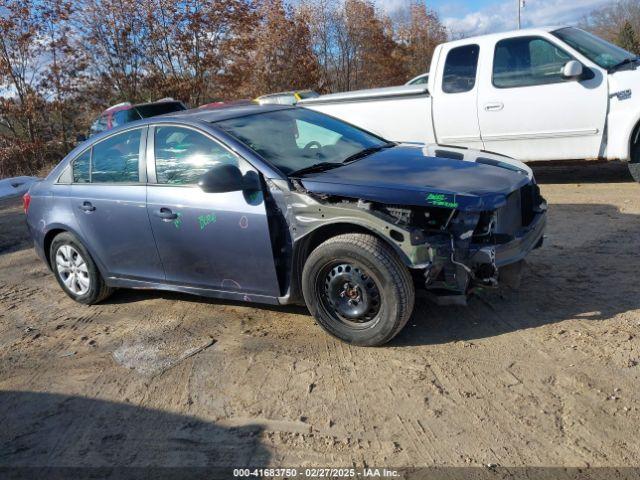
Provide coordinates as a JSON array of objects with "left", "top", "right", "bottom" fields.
[
  {"left": 609, "top": 56, "right": 639, "bottom": 72},
  {"left": 289, "top": 162, "right": 341, "bottom": 177},
  {"left": 341, "top": 142, "right": 395, "bottom": 164}
]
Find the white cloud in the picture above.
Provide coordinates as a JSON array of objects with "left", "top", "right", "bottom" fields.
[
  {"left": 442, "top": 0, "right": 612, "bottom": 37},
  {"left": 374, "top": 0, "right": 409, "bottom": 14}
]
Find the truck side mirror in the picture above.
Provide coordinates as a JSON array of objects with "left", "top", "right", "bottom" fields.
[{"left": 562, "top": 60, "right": 583, "bottom": 79}]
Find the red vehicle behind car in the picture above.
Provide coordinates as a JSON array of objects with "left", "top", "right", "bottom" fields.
[{"left": 89, "top": 98, "right": 186, "bottom": 136}]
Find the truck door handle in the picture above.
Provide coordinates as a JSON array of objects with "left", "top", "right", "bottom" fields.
[
  {"left": 155, "top": 207, "right": 178, "bottom": 221},
  {"left": 484, "top": 102, "right": 504, "bottom": 112},
  {"left": 79, "top": 201, "right": 95, "bottom": 212}
]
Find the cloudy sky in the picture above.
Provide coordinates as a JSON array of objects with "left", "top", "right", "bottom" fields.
[{"left": 378, "top": 0, "right": 612, "bottom": 37}]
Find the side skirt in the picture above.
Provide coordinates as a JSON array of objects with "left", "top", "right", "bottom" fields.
[{"left": 105, "top": 276, "right": 281, "bottom": 306}]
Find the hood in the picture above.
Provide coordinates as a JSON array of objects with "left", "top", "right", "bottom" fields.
[{"left": 299, "top": 145, "right": 531, "bottom": 211}]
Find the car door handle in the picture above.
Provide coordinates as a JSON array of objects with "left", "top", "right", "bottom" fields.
[
  {"left": 484, "top": 102, "right": 504, "bottom": 112},
  {"left": 78, "top": 201, "right": 95, "bottom": 212},
  {"left": 155, "top": 207, "right": 178, "bottom": 221}
]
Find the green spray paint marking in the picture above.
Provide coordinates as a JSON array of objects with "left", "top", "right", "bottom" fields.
[
  {"left": 247, "top": 190, "right": 262, "bottom": 203},
  {"left": 173, "top": 212, "right": 183, "bottom": 229},
  {"left": 425, "top": 193, "right": 458, "bottom": 209},
  {"left": 198, "top": 212, "right": 217, "bottom": 230}
]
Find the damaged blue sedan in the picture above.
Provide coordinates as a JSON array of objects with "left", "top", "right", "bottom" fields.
[{"left": 24, "top": 104, "right": 546, "bottom": 346}]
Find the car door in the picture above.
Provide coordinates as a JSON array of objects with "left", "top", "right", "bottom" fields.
[
  {"left": 69, "top": 127, "right": 165, "bottom": 281},
  {"left": 477, "top": 35, "right": 607, "bottom": 160},
  {"left": 146, "top": 124, "right": 280, "bottom": 297},
  {"left": 431, "top": 43, "right": 484, "bottom": 149}
]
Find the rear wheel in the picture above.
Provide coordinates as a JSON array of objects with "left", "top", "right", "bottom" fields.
[
  {"left": 302, "top": 233, "right": 414, "bottom": 346},
  {"left": 50, "top": 232, "right": 113, "bottom": 305}
]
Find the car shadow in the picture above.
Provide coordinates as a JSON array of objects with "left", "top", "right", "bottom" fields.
[
  {"left": 531, "top": 160, "right": 634, "bottom": 184},
  {"left": 0, "top": 390, "right": 270, "bottom": 473}
]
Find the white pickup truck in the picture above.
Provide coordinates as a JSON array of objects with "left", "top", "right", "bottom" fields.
[{"left": 301, "top": 26, "right": 640, "bottom": 181}]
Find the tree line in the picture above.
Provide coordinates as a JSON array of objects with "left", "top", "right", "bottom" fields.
[
  {"left": 2, "top": 0, "right": 639, "bottom": 178},
  {"left": 0, "top": 0, "right": 446, "bottom": 177}
]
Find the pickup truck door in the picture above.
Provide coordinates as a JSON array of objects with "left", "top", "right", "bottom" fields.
[
  {"left": 477, "top": 35, "right": 607, "bottom": 161},
  {"left": 431, "top": 43, "right": 484, "bottom": 150}
]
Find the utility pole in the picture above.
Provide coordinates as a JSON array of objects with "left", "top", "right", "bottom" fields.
[{"left": 518, "top": 0, "right": 524, "bottom": 29}]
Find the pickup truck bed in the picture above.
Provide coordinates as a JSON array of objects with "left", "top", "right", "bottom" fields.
[{"left": 303, "top": 85, "right": 435, "bottom": 146}]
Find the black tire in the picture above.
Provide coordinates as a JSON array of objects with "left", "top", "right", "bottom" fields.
[
  {"left": 302, "top": 233, "right": 415, "bottom": 346},
  {"left": 50, "top": 232, "right": 113, "bottom": 305},
  {"left": 629, "top": 159, "right": 640, "bottom": 183},
  {"left": 630, "top": 128, "right": 640, "bottom": 182}
]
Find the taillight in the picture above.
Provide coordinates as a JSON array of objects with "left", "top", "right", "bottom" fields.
[{"left": 22, "top": 192, "right": 31, "bottom": 214}]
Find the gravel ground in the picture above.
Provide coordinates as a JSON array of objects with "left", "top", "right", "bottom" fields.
[{"left": 0, "top": 162, "right": 639, "bottom": 470}]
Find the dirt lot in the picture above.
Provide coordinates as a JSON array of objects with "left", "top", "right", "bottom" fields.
[{"left": 0, "top": 162, "right": 639, "bottom": 470}]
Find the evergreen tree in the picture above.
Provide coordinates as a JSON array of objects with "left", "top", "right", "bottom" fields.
[{"left": 618, "top": 20, "right": 640, "bottom": 54}]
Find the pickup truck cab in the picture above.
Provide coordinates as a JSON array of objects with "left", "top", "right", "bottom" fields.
[{"left": 301, "top": 26, "right": 640, "bottom": 181}]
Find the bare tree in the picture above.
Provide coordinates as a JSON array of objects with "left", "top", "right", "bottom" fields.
[
  {"left": 0, "top": 0, "right": 47, "bottom": 141},
  {"left": 581, "top": 0, "right": 640, "bottom": 48},
  {"left": 301, "top": 0, "right": 410, "bottom": 92},
  {"left": 240, "top": 0, "right": 319, "bottom": 97},
  {"left": 395, "top": 1, "right": 447, "bottom": 78}
]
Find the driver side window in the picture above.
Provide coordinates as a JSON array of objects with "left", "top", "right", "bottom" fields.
[
  {"left": 154, "top": 126, "right": 239, "bottom": 185},
  {"left": 493, "top": 36, "right": 573, "bottom": 88}
]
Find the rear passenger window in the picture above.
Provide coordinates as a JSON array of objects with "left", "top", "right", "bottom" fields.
[
  {"left": 154, "top": 126, "right": 238, "bottom": 185},
  {"left": 72, "top": 150, "right": 91, "bottom": 183},
  {"left": 493, "top": 37, "right": 573, "bottom": 88},
  {"left": 442, "top": 44, "right": 479, "bottom": 93},
  {"left": 91, "top": 129, "right": 141, "bottom": 183}
]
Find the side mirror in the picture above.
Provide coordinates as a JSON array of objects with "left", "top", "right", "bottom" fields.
[
  {"left": 562, "top": 60, "right": 583, "bottom": 79},
  {"left": 198, "top": 164, "right": 261, "bottom": 193}
]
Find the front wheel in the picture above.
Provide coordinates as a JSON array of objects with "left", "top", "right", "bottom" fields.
[{"left": 302, "top": 233, "right": 415, "bottom": 346}]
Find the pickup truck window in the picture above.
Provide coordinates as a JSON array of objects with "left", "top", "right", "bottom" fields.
[
  {"left": 552, "top": 27, "right": 636, "bottom": 70},
  {"left": 442, "top": 45, "right": 479, "bottom": 94},
  {"left": 493, "top": 36, "right": 572, "bottom": 88}
]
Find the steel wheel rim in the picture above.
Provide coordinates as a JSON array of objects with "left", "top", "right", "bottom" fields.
[
  {"left": 320, "top": 262, "right": 381, "bottom": 327},
  {"left": 56, "top": 245, "right": 90, "bottom": 295}
]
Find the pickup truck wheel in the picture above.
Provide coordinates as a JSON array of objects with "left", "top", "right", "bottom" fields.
[
  {"left": 630, "top": 129, "right": 640, "bottom": 182},
  {"left": 302, "top": 233, "right": 415, "bottom": 346},
  {"left": 629, "top": 159, "right": 640, "bottom": 183},
  {"left": 50, "top": 232, "right": 113, "bottom": 305}
]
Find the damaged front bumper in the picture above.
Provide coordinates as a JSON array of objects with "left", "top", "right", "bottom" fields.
[
  {"left": 416, "top": 204, "right": 547, "bottom": 304},
  {"left": 491, "top": 210, "right": 545, "bottom": 267}
]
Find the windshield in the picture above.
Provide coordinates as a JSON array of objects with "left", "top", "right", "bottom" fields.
[
  {"left": 552, "top": 27, "right": 636, "bottom": 70},
  {"left": 215, "top": 108, "right": 387, "bottom": 175}
]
